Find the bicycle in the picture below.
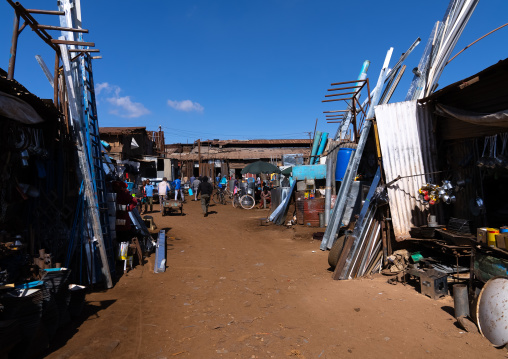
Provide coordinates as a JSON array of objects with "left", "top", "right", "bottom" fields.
[
  {"left": 232, "top": 191, "right": 256, "bottom": 210},
  {"left": 212, "top": 186, "right": 232, "bottom": 205}
]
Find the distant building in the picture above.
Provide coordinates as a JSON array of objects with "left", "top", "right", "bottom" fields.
[{"left": 165, "top": 139, "right": 311, "bottom": 179}]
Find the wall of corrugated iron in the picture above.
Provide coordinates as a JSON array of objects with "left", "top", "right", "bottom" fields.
[{"left": 375, "top": 101, "right": 442, "bottom": 241}]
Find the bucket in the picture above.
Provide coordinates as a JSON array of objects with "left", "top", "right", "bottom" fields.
[
  {"left": 487, "top": 228, "right": 499, "bottom": 247},
  {"left": 336, "top": 148, "right": 356, "bottom": 181}
]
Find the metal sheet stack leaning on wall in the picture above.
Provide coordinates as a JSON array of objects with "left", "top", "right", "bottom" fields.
[
  {"left": 321, "top": 37, "right": 421, "bottom": 251},
  {"left": 320, "top": 47, "right": 394, "bottom": 251},
  {"left": 374, "top": 101, "right": 441, "bottom": 241},
  {"left": 333, "top": 167, "right": 382, "bottom": 279},
  {"left": 58, "top": 0, "right": 113, "bottom": 288}
]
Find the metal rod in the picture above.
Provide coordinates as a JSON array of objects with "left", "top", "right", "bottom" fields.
[
  {"left": 18, "top": 21, "right": 27, "bottom": 34},
  {"left": 38, "top": 24, "right": 89, "bottom": 33},
  {"left": 7, "top": 10, "right": 20, "bottom": 80},
  {"left": 51, "top": 39, "right": 95, "bottom": 46},
  {"left": 323, "top": 110, "right": 349, "bottom": 113},
  {"left": 331, "top": 79, "right": 367, "bottom": 86},
  {"left": 322, "top": 98, "right": 350, "bottom": 103},
  {"left": 446, "top": 22, "right": 508, "bottom": 66},
  {"left": 26, "top": 8, "right": 65, "bottom": 15},
  {"left": 327, "top": 85, "right": 362, "bottom": 91},
  {"left": 54, "top": 51, "right": 59, "bottom": 106},
  {"left": 324, "top": 91, "right": 358, "bottom": 98},
  {"left": 68, "top": 49, "right": 100, "bottom": 52}
]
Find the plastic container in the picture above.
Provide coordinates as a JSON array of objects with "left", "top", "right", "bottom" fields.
[
  {"left": 336, "top": 148, "right": 356, "bottom": 181},
  {"left": 487, "top": 228, "right": 500, "bottom": 247},
  {"left": 500, "top": 226, "right": 508, "bottom": 233}
]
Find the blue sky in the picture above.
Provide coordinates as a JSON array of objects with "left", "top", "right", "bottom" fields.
[{"left": 1, "top": 1, "right": 507, "bottom": 143}]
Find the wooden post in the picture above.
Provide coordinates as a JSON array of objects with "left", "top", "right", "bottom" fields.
[{"left": 197, "top": 139, "right": 201, "bottom": 176}]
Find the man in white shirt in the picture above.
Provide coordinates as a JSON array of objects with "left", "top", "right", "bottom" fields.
[{"left": 158, "top": 177, "right": 170, "bottom": 212}]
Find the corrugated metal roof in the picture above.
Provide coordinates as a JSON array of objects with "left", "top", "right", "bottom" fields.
[
  {"left": 166, "top": 147, "right": 310, "bottom": 161},
  {"left": 216, "top": 139, "right": 310, "bottom": 146},
  {"left": 375, "top": 101, "right": 442, "bottom": 241},
  {"left": 99, "top": 127, "right": 146, "bottom": 135},
  {"left": 421, "top": 58, "right": 508, "bottom": 113}
]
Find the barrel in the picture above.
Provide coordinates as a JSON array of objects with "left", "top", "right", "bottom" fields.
[
  {"left": 295, "top": 191, "right": 306, "bottom": 224},
  {"left": 336, "top": 148, "right": 356, "bottom": 181},
  {"left": 303, "top": 198, "right": 325, "bottom": 227}
]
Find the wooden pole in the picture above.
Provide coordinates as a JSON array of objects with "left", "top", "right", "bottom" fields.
[{"left": 197, "top": 139, "right": 201, "bottom": 176}]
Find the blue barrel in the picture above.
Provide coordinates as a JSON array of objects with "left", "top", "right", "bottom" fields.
[{"left": 335, "top": 148, "right": 356, "bottom": 181}]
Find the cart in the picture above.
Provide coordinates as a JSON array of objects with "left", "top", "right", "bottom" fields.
[{"left": 162, "top": 199, "right": 183, "bottom": 216}]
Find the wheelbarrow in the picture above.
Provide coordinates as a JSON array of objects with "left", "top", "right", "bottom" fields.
[{"left": 162, "top": 199, "right": 183, "bottom": 216}]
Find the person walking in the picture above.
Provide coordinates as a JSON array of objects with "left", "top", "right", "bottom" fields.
[
  {"left": 158, "top": 177, "right": 170, "bottom": 212},
  {"left": 197, "top": 175, "right": 213, "bottom": 217},
  {"left": 174, "top": 176, "right": 185, "bottom": 202},
  {"left": 144, "top": 180, "right": 154, "bottom": 213},
  {"left": 192, "top": 176, "right": 201, "bottom": 201}
]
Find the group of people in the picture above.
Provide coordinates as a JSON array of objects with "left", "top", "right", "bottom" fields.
[
  {"left": 136, "top": 174, "right": 289, "bottom": 217},
  {"left": 139, "top": 177, "right": 184, "bottom": 214}
]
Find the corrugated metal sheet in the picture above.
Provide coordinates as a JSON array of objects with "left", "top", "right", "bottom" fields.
[{"left": 375, "top": 101, "right": 442, "bottom": 241}]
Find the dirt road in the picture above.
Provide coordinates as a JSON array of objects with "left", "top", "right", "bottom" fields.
[{"left": 47, "top": 199, "right": 506, "bottom": 358}]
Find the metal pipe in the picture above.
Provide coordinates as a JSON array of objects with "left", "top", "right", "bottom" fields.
[
  {"left": 454, "top": 284, "right": 470, "bottom": 318},
  {"left": 309, "top": 131, "right": 322, "bottom": 165},
  {"left": 69, "top": 49, "right": 100, "bottom": 52},
  {"left": 51, "top": 39, "right": 95, "bottom": 46},
  {"left": 53, "top": 51, "right": 59, "bottom": 106},
  {"left": 325, "top": 147, "right": 333, "bottom": 226},
  {"left": 314, "top": 132, "right": 328, "bottom": 164},
  {"left": 26, "top": 8, "right": 65, "bottom": 15},
  {"left": 7, "top": 10, "right": 20, "bottom": 80},
  {"left": 38, "top": 24, "right": 89, "bottom": 33},
  {"left": 446, "top": 22, "right": 508, "bottom": 66}
]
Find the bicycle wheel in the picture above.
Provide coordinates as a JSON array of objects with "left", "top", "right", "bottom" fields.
[
  {"left": 240, "top": 195, "right": 256, "bottom": 210},
  {"left": 232, "top": 194, "right": 240, "bottom": 208},
  {"left": 223, "top": 193, "right": 232, "bottom": 205},
  {"left": 212, "top": 192, "right": 220, "bottom": 204}
]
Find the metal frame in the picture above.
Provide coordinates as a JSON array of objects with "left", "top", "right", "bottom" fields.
[{"left": 322, "top": 79, "right": 371, "bottom": 141}]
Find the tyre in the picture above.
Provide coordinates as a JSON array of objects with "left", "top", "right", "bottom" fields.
[
  {"left": 212, "top": 192, "right": 220, "bottom": 204},
  {"left": 240, "top": 195, "right": 256, "bottom": 210},
  {"left": 328, "top": 235, "right": 346, "bottom": 269}
]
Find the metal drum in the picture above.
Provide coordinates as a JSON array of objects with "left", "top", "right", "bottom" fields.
[{"left": 303, "top": 198, "right": 325, "bottom": 227}]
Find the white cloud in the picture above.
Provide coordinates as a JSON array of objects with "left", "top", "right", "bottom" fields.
[
  {"left": 167, "top": 99, "right": 204, "bottom": 113},
  {"left": 95, "top": 82, "right": 150, "bottom": 118}
]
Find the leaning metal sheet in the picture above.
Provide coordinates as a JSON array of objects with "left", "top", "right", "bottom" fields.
[{"left": 375, "top": 101, "right": 441, "bottom": 241}]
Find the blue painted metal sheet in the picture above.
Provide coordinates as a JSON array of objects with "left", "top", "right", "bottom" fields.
[
  {"left": 154, "top": 230, "right": 166, "bottom": 273},
  {"left": 292, "top": 165, "right": 326, "bottom": 180}
]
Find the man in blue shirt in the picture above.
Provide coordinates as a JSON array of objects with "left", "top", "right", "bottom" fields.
[
  {"left": 174, "top": 177, "right": 184, "bottom": 201},
  {"left": 144, "top": 180, "right": 154, "bottom": 213}
]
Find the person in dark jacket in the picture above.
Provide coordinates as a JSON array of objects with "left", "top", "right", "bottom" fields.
[{"left": 197, "top": 176, "right": 213, "bottom": 217}]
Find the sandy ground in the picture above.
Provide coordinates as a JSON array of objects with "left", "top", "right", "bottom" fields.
[{"left": 45, "top": 199, "right": 507, "bottom": 359}]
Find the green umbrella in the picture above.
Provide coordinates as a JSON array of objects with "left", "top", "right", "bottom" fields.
[
  {"left": 241, "top": 160, "right": 281, "bottom": 175},
  {"left": 281, "top": 166, "right": 292, "bottom": 176}
]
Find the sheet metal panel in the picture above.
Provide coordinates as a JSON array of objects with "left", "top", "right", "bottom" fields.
[
  {"left": 375, "top": 101, "right": 441, "bottom": 241},
  {"left": 292, "top": 164, "right": 327, "bottom": 180}
]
